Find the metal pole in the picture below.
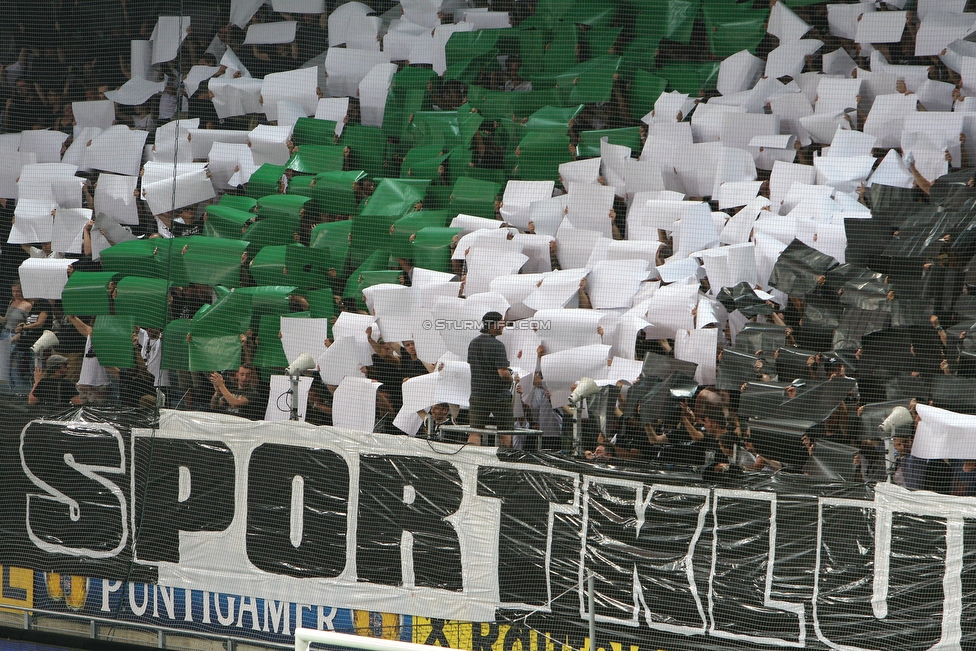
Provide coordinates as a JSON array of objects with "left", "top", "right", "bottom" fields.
[
  {"left": 573, "top": 399, "right": 583, "bottom": 458},
  {"left": 289, "top": 374, "right": 300, "bottom": 421},
  {"left": 587, "top": 574, "right": 596, "bottom": 651}
]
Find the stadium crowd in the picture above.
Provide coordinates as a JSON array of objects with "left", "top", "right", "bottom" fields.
[{"left": 1, "top": 0, "right": 975, "bottom": 490}]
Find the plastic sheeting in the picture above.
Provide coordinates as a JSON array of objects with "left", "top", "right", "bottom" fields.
[{"left": 2, "top": 404, "right": 976, "bottom": 650}]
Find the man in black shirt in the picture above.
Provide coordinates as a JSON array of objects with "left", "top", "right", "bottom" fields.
[
  {"left": 466, "top": 311, "right": 514, "bottom": 446},
  {"left": 29, "top": 354, "right": 80, "bottom": 409}
]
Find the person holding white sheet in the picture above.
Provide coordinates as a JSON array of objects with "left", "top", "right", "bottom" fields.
[
  {"left": 1, "top": 284, "right": 33, "bottom": 394},
  {"left": 467, "top": 311, "right": 514, "bottom": 447},
  {"left": 68, "top": 315, "right": 114, "bottom": 406}
]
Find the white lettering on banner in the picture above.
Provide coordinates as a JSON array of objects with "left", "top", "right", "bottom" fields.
[
  {"left": 709, "top": 490, "right": 805, "bottom": 648},
  {"left": 20, "top": 411, "right": 976, "bottom": 648},
  {"left": 21, "top": 420, "right": 128, "bottom": 558},
  {"left": 813, "top": 482, "right": 976, "bottom": 651},
  {"left": 580, "top": 477, "right": 710, "bottom": 634},
  {"left": 129, "top": 410, "right": 580, "bottom": 623}
]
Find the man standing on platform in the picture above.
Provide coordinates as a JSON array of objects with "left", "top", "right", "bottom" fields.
[{"left": 467, "top": 311, "right": 514, "bottom": 447}]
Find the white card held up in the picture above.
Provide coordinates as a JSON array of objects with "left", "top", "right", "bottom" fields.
[
  {"left": 815, "top": 77, "right": 861, "bottom": 116},
  {"left": 769, "top": 161, "right": 817, "bottom": 214},
  {"left": 324, "top": 48, "right": 391, "bottom": 98},
  {"left": 94, "top": 174, "right": 139, "bottom": 225},
  {"left": 17, "top": 163, "right": 79, "bottom": 202},
  {"left": 18, "top": 258, "right": 74, "bottom": 300},
  {"left": 768, "top": 2, "right": 811, "bottom": 42},
  {"left": 915, "top": 12, "right": 976, "bottom": 57},
  {"left": 672, "top": 204, "right": 720, "bottom": 259},
  {"left": 903, "top": 111, "right": 965, "bottom": 165},
  {"left": 689, "top": 102, "right": 744, "bottom": 143},
  {"left": 644, "top": 281, "right": 698, "bottom": 338},
  {"left": 558, "top": 158, "right": 601, "bottom": 186},
  {"left": 19, "top": 130, "right": 67, "bottom": 165},
  {"left": 264, "top": 376, "right": 313, "bottom": 422},
  {"left": 827, "top": 3, "right": 874, "bottom": 40},
  {"left": 464, "top": 9, "right": 511, "bottom": 29},
  {"left": 332, "top": 312, "right": 377, "bottom": 341},
  {"left": 814, "top": 154, "right": 876, "bottom": 193},
  {"left": 151, "top": 16, "right": 191, "bottom": 64},
  {"left": 51, "top": 208, "right": 92, "bottom": 255},
  {"left": 717, "top": 50, "right": 765, "bottom": 97},
  {"left": 105, "top": 77, "right": 166, "bottom": 106},
  {"left": 130, "top": 40, "right": 153, "bottom": 81},
  {"left": 523, "top": 268, "right": 588, "bottom": 311},
  {"left": 587, "top": 260, "right": 649, "bottom": 310},
  {"left": 400, "top": 0, "right": 441, "bottom": 28},
  {"left": 314, "top": 98, "right": 350, "bottom": 136},
  {"left": 9, "top": 200, "right": 56, "bottom": 244},
  {"left": 272, "top": 0, "right": 326, "bottom": 13},
  {"left": 329, "top": 2, "right": 377, "bottom": 46},
  {"left": 248, "top": 125, "right": 293, "bottom": 166},
  {"left": 499, "top": 180, "right": 554, "bottom": 229},
  {"left": 701, "top": 242, "right": 759, "bottom": 294},
  {"left": 332, "top": 376, "right": 380, "bottom": 433},
  {"left": 434, "top": 360, "right": 472, "bottom": 408},
  {"left": 656, "top": 258, "right": 701, "bottom": 286},
  {"left": 717, "top": 181, "right": 764, "bottom": 209},
  {"left": 653, "top": 91, "right": 696, "bottom": 123},
  {"left": 280, "top": 317, "right": 330, "bottom": 364},
  {"left": 243, "top": 21, "right": 297, "bottom": 45},
  {"left": 73, "top": 100, "right": 116, "bottom": 131},
  {"left": 318, "top": 337, "right": 368, "bottom": 386},
  {"left": 722, "top": 195, "right": 769, "bottom": 244},
  {"left": 183, "top": 66, "right": 221, "bottom": 98},
  {"left": 674, "top": 328, "right": 718, "bottom": 385},
  {"left": 141, "top": 161, "right": 205, "bottom": 188},
  {"left": 209, "top": 76, "right": 264, "bottom": 119},
  {"left": 464, "top": 249, "right": 528, "bottom": 296},
  {"left": 535, "top": 309, "right": 605, "bottom": 354},
  {"left": 365, "top": 284, "right": 418, "bottom": 342},
  {"left": 863, "top": 93, "right": 918, "bottom": 149},
  {"left": 539, "top": 344, "right": 612, "bottom": 408},
  {"left": 566, "top": 182, "right": 615, "bottom": 237},
  {"left": 359, "top": 63, "right": 398, "bottom": 128},
  {"left": 555, "top": 224, "right": 603, "bottom": 271},
  {"left": 229, "top": 0, "right": 265, "bottom": 28},
  {"left": 751, "top": 134, "right": 797, "bottom": 171},
  {"left": 62, "top": 128, "right": 100, "bottom": 171},
  {"left": 262, "top": 68, "right": 319, "bottom": 122},
  {"left": 188, "top": 129, "right": 250, "bottom": 161},
  {"left": 867, "top": 148, "right": 915, "bottom": 188},
  {"left": 765, "top": 40, "right": 823, "bottom": 80},
  {"left": 142, "top": 169, "right": 216, "bottom": 216},
  {"left": 870, "top": 51, "right": 929, "bottom": 92},
  {"left": 913, "top": 404, "right": 976, "bottom": 460},
  {"left": 85, "top": 126, "right": 148, "bottom": 177},
  {"left": 822, "top": 48, "right": 857, "bottom": 77},
  {"left": 854, "top": 11, "right": 907, "bottom": 44}
]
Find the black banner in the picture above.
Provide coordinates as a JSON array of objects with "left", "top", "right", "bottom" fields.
[{"left": 1, "top": 400, "right": 973, "bottom": 651}]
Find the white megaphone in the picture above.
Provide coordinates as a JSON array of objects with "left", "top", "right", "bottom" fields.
[
  {"left": 31, "top": 330, "right": 59, "bottom": 354},
  {"left": 571, "top": 377, "right": 601, "bottom": 403},
  {"left": 286, "top": 352, "right": 317, "bottom": 377},
  {"left": 879, "top": 406, "right": 913, "bottom": 435}
]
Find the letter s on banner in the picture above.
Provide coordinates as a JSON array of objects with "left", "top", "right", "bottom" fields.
[{"left": 20, "top": 420, "right": 128, "bottom": 558}]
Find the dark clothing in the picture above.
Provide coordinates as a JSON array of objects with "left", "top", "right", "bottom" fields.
[
  {"left": 401, "top": 356, "right": 428, "bottom": 380},
  {"left": 369, "top": 354, "right": 404, "bottom": 413},
  {"left": 469, "top": 394, "right": 514, "bottom": 430},
  {"left": 213, "top": 385, "right": 259, "bottom": 418},
  {"left": 32, "top": 376, "right": 77, "bottom": 408},
  {"left": 467, "top": 333, "right": 510, "bottom": 398}
]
